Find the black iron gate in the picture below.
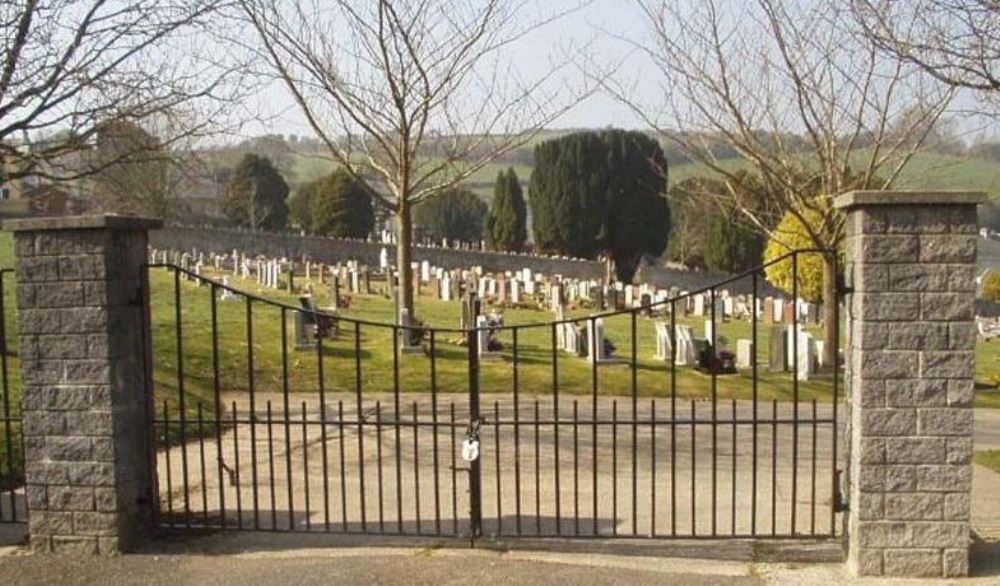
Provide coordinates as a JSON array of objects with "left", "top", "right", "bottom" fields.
[
  {"left": 0, "top": 268, "right": 24, "bottom": 527},
  {"left": 146, "top": 249, "right": 842, "bottom": 541}
]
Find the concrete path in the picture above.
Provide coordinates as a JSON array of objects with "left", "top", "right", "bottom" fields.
[
  {"left": 154, "top": 393, "right": 841, "bottom": 538},
  {"left": 1, "top": 533, "right": 999, "bottom": 585},
  {"left": 975, "top": 407, "right": 1000, "bottom": 450}
]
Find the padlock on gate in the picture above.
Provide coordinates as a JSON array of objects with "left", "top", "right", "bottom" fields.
[{"left": 461, "top": 437, "right": 480, "bottom": 462}]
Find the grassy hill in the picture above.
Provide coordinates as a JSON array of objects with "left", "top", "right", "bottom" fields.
[{"left": 288, "top": 149, "right": 1000, "bottom": 203}]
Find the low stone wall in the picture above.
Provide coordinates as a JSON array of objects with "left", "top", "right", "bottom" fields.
[
  {"left": 151, "top": 226, "right": 604, "bottom": 280},
  {"left": 150, "top": 225, "right": 780, "bottom": 296}
]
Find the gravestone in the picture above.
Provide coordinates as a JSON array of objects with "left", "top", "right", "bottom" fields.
[
  {"left": 398, "top": 308, "right": 423, "bottom": 354},
  {"left": 768, "top": 325, "right": 787, "bottom": 372},
  {"left": 640, "top": 293, "right": 653, "bottom": 317},
  {"left": 461, "top": 292, "right": 481, "bottom": 330},
  {"left": 674, "top": 325, "right": 695, "bottom": 366},
  {"left": 476, "top": 315, "right": 503, "bottom": 361},
  {"left": 693, "top": 294, "right": 705, "bottom": 316},
  {"left": 441, "top": 275, "right": 452, "bottom": 302},
  {"left": 796, "top": 330, "right": 815, "bottom": 381},
  {"left": 331, "top": 275, "right": 341, "bottom": 308},
  {"left": 219, "top": 277, "right": 237, "bottom": 301},
  {"left": 736, "top": 339, "right": 754, "bottom": 369},
  {"left": 294, "top": 310, "right": 313, "bottom": 350},
  {"left": 654, "top": 321, "right": 672, "bottom": 361}
]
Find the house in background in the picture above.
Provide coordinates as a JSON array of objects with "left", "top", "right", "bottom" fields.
[{"left": 0, "top": 143, "right": 93, "bottom": 218}]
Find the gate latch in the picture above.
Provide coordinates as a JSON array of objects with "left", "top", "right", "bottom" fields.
[{"left": 462, "top": 419, "right": 481, "bottom": 462}]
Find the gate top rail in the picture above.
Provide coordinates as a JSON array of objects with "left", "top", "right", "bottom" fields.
[{"left": 147, "top": 247, "right": 837, "bottom": 335}]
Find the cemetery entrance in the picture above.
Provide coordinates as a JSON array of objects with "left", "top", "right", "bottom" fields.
[{"left": 145, "top": 249, "right": 843, "bottom": 544}]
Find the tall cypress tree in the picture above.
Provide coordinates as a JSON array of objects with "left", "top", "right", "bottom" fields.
[
  {"left": 528, "top": 130, "right": 670, "bottom": 281},
  {"left": 485, "top": 168, "right": 527, "bottom": 251}
]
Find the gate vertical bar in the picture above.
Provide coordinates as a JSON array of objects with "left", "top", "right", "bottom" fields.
[{"left": 467, "top": 327, "right": 482, "bottom": 539}]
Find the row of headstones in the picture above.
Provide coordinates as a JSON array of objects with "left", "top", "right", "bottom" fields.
[
  {"left": 554, "top": 314, "right": 620, "bottom": 364},
  {"left": 653, "top": 321, "right": 826, "bottom": 381},
  {"left": 376, "top": 235, "right": 595, "bottom": 262},
  {"left": 154, "top": 248, "right": 825, "bottom": 344},
  {"left": 682, "top": 291, "right": 823, "bottom": 325}
]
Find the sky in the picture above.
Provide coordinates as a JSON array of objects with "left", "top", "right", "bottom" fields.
[
  {"left": 239, "top": 1, "right": 656, "bottom": 139},
  {"left": 238, "top": 0, "right": 999, "bottom": 144}
]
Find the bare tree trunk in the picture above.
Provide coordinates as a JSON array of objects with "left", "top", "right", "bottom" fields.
[
  {"left": 823, "top": 256, "right": 839, "bottom": 367},
  {"left": 396, "top": 199, "right": 414, "bottom": 324}
]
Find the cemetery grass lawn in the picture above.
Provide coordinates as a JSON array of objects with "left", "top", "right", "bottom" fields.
[
  {"left": 149, "top": 267, "right": 842, "bottom": 423},
  {"left": 975, "top": 450, "right": 1000, "bottom": 475},
  {"left": 147, "top": 265, "right": 1000, "bottom": 420}
]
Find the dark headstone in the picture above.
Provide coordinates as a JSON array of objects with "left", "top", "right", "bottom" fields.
[{"left": 769, "top": 325, "right": 787, "bottom": 372}]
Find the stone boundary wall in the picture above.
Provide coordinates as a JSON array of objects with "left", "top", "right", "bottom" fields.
[{"left": 150, "top": 225, "right": 781, "bottom": 296}]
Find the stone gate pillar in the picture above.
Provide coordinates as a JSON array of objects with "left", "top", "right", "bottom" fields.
[
  {"left": 836, "top": 191, "right": 985, "bottom": 578},
  {"left": 5, "top": 216, "right": 161, "bottom": 554}
]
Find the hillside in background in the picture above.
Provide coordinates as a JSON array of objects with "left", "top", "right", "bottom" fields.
[
  {"left": 180, "top": 130, "right": 1000, "bottom": 229},
  {"left": 288, "top": 147, "right": 1000, "bottom": 202}
]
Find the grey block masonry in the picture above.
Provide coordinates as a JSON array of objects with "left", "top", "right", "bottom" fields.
[
  {"left": 836, "top": 191, "right": 985, "bottom": 578},
  {"left": 5, "top": 215, "right": 161, "bottom": 554}
]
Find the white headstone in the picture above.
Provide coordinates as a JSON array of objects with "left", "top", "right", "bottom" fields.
[
  {"left": 796, "top": 331, "right": 815, "bottom": 381},
  {"left": 587, "top": 318, "right": 606, "bottom": 363},
  {"left": 563, "top": 322, "right": 579, "bottom": 354},
  {"left": 723, "top": 297, "right": 734, "bottom": 318},
  {"left": 220, "top": 277, "right": 237, "bottom": 301},
  {"left": 654, "top": 321, "right": 672, "bottom": 361},
  {"left": 736, "top": 339, "right": 754, "bottom": 368},
  {"left": 675, "top": 325, "right": 695, "bottom": 366},
  {"left": 476, "top": 315, "right": 490, "bottom": 356},
  {"left": 441, "top": 275, "right": 452, "bottom": 302}
]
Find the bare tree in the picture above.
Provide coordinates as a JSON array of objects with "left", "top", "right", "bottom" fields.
[
  {"left": 609, "top": 0, "right": 954, "bottom": 364},
  {"left": 236, "top": 0, "right": 594, "bottom": 324},
  {"left": 0, "top": 1, "right": 245, "bottom": 200},
  {"left": 854, "top": 1, "right": 1000, "bottom": 96},
  {"left": 88, "top": 116, "right": 215, "bottom": 219}
]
